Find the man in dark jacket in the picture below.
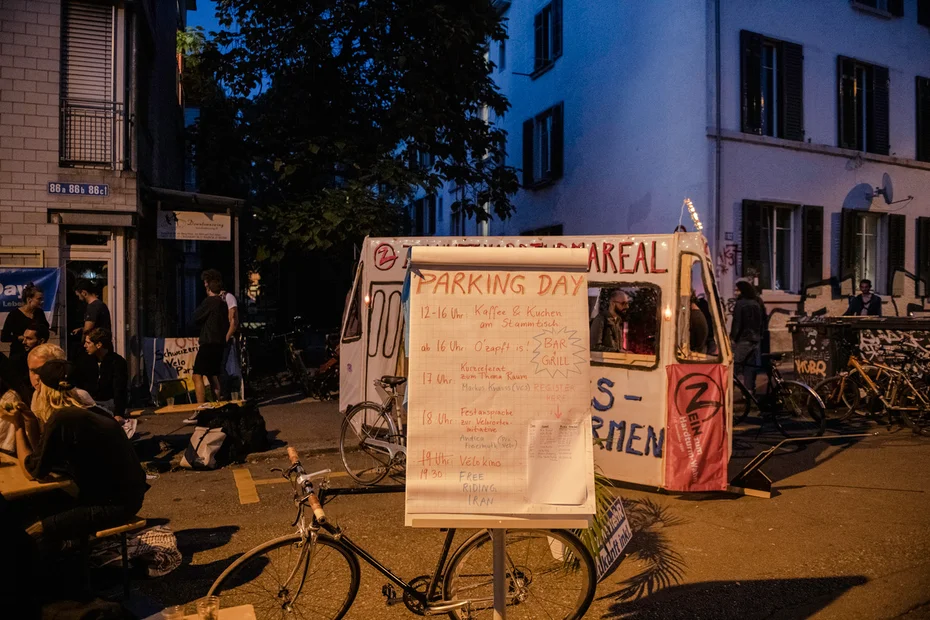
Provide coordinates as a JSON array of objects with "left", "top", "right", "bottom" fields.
[
  {"left": 78, "top": 328, "right": 129, "bottom": 421},
  {"left": 192, "top": 277, "right": 230, "bottom": 403},
  {"left": 843, "top": 279, "right": 882, "bottom": 316}
]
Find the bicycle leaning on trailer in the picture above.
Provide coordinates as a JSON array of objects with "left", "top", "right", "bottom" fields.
[
  {"left": 207, "top": 448, "right": 597, "bottom": 620},
  {"left": 732, "top": 352, "right": 826, "bottom": 437},
  {"left": 339, "top": 375, "right": 409, "bottom": 485}
]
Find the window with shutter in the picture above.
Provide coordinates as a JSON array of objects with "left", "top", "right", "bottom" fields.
[
  {"left": 887, "top": 214, "right": 905, "bottom": 295},
  {"left": 919, "top": 0, "right": 930, "bottom": 27},
  {"left": 837, "top": 56, "right": 889, "bottom": 154},
  {"left": 60, "top": 1, "right": 120, "bottom": 167},
  {"left": 801, "top": 206, "right": 823, "bottom": 289},
  {"left": 532, "top": 0, "right": 562, "bottom": 77},
  {"left": 523, "top": 103, "right": 564, "bottom": 190},
  {"left": 840, "top": 209, "right": 859, "bottom": 283},
  {"left": 740, "top": 31, "right": 803, "bottom": 140},
  {"left": 917, "top": 217, "right": 930, "bottom": 296},
  {"left": 917, "top": 76, "right": 930, "bottom": 162}
]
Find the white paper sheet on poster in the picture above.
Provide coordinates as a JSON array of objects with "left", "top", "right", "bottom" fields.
[{"left": 405, "top": 246, "right": 595, "bottom": 521}]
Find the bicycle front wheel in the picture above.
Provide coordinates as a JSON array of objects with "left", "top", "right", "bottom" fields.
[
  {"left": 893, "top": 383, "right": 930, "bottom": 435},
  {"left": 208, "top": 533, "right": 359, "bottom": 619},
  {"left": 340, "top": 402, "right": 398, "bottom": 485},
  {"left": 443, "top": 529, "right": 596, "bottom": 620},
  {"left": 733, "top": 378, "right": 756, "bottom": 425},
  {"left": 773, "top": 380, "right": 826, "bottom": 438}
]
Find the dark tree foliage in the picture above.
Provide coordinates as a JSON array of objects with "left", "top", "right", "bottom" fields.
[{"left": 210, "top": 0, "right": 519, "bottom": 260}]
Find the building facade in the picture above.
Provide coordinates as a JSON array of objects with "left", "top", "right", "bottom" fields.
[
  {"left": 425, "top": 0, "right": 930, "bottom": 349},
  {"left": 0, "top": 0, "right": 194, "bottom": 375}
]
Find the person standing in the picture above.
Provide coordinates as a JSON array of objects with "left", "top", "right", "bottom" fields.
[
  {"left": 202, "top": 269, "right": 240, "bottom": 399},
  {"left": 590, "top": 289, "right": 630, "bottom": 352},
  {"left": 730, "top": 280, "right": 764, "bottom": 395},
  {"left": 1, "top": 283, "right": 50, "bottom": 365},
  {"left": 72, "top": 278, "right": 111, "bottom": 336},
  {"left": 192, "top": 277, "right": 230, "bottom": 403},
  {"left": 843, "top": 279, "right": 882, "bottom": 316},
  {"left": 78, "top": 328, "right": 128, "bottom": 422}
]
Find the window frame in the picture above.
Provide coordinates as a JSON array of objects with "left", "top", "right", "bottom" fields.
[
  {"left": 740, "top": 30, "right": 804, "bottom": 141},
  {"left": 838, "top": 56, "right": 890, "bottom": 155},
  {"left": 588, "top": 282, "right": 662, "bottom": 372},
  {"left": 522, "top": 102, "right": 564, "bottom": 189},
  {"left": 917, "top": 76, "right": 930, "bottom": 163},
  {"left": 532, "top": 0, "right": 562, "bottom": 78},
  {"left": 675, "top": 252, "right": 724, "bottom": 365},
  {"left": 341, "top": 262, "right": 364, "bottom": 343}
]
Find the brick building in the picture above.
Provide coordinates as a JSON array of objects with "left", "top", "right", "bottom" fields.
[{"left": 0, "top": 0, "right": 213, "bottom": 380}]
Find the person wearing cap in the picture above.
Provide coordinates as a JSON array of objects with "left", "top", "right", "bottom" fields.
[{"left": 11, "top": 357, "right": 147, "bottom": 543}]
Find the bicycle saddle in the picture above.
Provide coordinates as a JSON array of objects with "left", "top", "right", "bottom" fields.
[{"left": 380, "top": 375, "right": 408, "bottom": 387}]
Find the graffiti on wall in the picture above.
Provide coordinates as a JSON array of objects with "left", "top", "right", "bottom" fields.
[
  {"left": 715, "top": 244, "right": 741, "bottom": 279},
  {"left": 858, "top": 329, "right": 930, "bottom": 376}
]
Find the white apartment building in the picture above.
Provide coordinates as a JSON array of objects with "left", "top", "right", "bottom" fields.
[{"left": 419, "top": 0, "right": 930, "bottom": 347}]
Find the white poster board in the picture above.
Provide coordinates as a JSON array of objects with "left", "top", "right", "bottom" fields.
[
  {"left": 405, "top": 247, "right": 595, "bottom": 528},
  {"left": 156, "top": 209, "right": 231, "bottom": 241}
]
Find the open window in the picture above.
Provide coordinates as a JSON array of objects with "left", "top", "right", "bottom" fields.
[
  {"left": 341, "top": 263, "right": 363, "bottom": 343},
  {"left": 588, "top": 283, "right": 660, "bottom": 369},
  {"left": 676, "top": 254, "right": 723, "bottom": 363}
]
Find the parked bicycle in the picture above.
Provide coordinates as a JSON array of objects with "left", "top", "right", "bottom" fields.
[
  {"left": 208, "top": 448, "right": 597, "bottom": 619},
  {"left": 813, "top": 344, "right": 930, "bottom": 434},
  {"left": 339, "top": 376, "right": 408, "bottom": 485},
  {"left": 732, "top": 352, "right": 826, "bottom": 437}
]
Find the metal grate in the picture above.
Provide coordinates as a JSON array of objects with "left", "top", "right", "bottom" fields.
[{"left": 59, "top": 99, "right": 125, "bottom": 168}]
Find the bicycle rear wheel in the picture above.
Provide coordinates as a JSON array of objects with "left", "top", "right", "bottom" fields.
[
  {"left": 812, "top": 375, "right": 859, "bottom": 422},
  {"left": 340, "top": 402, "right": 398, "bottom": 485},
  {"left": 443, "top": 529, "right": 596, "bottom": 620},
  {"left": 894, "top": 383, "right": 930, "bottom": 435},
  {"left": 772, "top": 380, "right": 826, "bottom": 438},
  {"left": 208, "top": 533, "right": 359, "bottom": 619}
]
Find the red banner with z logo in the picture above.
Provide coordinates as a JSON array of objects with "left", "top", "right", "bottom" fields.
[{"left": 665, "top": 364, "right": 729, "bottom": 491}]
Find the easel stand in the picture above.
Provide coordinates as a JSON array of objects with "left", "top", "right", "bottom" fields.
[{"left": 492, "top": 529, "right": 506, "bottom": 620}]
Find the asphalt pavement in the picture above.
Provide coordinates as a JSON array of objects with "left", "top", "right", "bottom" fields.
[{"left": 123, "top": 392, "right": 930, "bottom": 619}]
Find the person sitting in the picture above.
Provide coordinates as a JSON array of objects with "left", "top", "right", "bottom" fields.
[
  {"left": 590, "top": 289, "right": 630, "bottom": 352},
  {"left": 11, "top": 358, "right": 147, "bottom": 545},
  {"left": 76, "top": 328, "right": 128, "bottom": 422},
  {"left": 27, "top": 344, "right": 95, "bottom": 410}
]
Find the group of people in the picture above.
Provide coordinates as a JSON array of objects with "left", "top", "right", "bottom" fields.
[{"left": 1, "top": 280, "right": 128, "bottom": 422}]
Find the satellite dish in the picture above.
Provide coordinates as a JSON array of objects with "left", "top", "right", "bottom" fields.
[
  {"left": 874, "top": 173, "right": 894, "bottom": 205},
  {"left": 844, "top": 183, "right": 874, "bottom": 211}
]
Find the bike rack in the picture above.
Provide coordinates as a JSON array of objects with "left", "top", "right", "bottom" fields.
[{"left": 727, "top": 432, "right": 875, "bottom": 499}]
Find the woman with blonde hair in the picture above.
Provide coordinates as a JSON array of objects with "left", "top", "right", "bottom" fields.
[{"left": 12, "top": 357, "right": 147, "bottom": 543}]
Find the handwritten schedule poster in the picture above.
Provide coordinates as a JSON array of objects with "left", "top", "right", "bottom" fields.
[{"left": 405, "top": 247, "right": 595, "bottom": 520}]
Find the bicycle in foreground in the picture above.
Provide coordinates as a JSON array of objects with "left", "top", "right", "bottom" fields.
[
  {"left": 208, "top": 448, "right": 596, "bottom": 619},
  {"left": 732, "top": 352, "right": 826, "bottom": 437},
  {"left": 339, "top": 376, "right": 409, "bottom": 485},
  {"left": 813, "top": 345, "right": 930, "bottom": 435}
]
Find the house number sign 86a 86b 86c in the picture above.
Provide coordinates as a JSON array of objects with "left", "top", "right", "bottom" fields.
[{"left": 48, "top": 182, "right": 109, "bottom": 196}]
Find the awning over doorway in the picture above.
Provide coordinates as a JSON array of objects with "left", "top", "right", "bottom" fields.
[{"left": 142, "top": 186, "right": 245, "bottom": 214}]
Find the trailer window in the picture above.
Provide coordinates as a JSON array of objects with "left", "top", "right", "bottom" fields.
[
  {"left": 342, "top": 263, "right": 363, "bottom": 342},
  {"left": 588, "top": 284, "right": 660, "bottom": 369},
  {"left": 676, "top": 253, "right": 722, "bottom": 363}
]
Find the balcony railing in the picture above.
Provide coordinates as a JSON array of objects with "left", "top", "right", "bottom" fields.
[{"left": 59, "top": 99, "right": 127, "bottom": 170}]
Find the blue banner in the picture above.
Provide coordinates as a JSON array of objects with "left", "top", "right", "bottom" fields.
[{"left": 0, "top": 268, "right": 60, "bottom": 322}]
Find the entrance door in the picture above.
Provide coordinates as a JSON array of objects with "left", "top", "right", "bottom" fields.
[{"left": 61, "top": 230, "right": 124, "bottom": 358}]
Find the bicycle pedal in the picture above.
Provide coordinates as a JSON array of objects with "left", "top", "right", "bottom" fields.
[{"left": 381, "top": 584, "right": 401, "bottom": 605}]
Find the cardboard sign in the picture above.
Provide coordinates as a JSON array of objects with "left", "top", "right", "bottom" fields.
[
  {"left": 576, "top": 495, "right": 633, "bottom": 581},
  {"left": 405, "top": 247, "right": 596, "bottom": 521},
  {"left": 664, "top": 364, "right": 729, "bottom": 491},
  {"left": 143, "top": 337, "right": 200, "bottom": 396}
]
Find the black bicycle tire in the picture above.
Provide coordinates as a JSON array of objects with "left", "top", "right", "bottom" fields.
[
  {"left": 893, "top": 383, "right": 930, "bottom": 435},
  {"left": 772, "top": 380, "right": 826, "bottom": 438},
  {"left": 340, "top": 402, "right": 397, "bottom": 485},
  {"left": 847, "top": 365, "right": 891, "bottom": 416},
  {"left": 733, "top": 378, "right": 755, "bottom": 425},
  {"left": 208, "top": 533, "right": 360, "bottom": 620},
  {"left": 442, "top": 528, "right": 596, "bottom": 620},
  {"left": 812, "top": 375, "right": 858, "bottom": 422}
]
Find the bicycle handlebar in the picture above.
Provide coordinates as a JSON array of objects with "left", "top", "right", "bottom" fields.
[
  {"left": 287, "top": 446, "right": 300, "bottom": 465},
  {"left": 284, "top": 447, "right": 329, "bottom": 523}
]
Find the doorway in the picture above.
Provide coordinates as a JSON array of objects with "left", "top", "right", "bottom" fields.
[{"left": 61, "top": 230, "right": 125, "bottom": 358}]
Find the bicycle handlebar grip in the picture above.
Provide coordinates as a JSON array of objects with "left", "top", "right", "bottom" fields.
[
  {"left": 287, "top": 447, "right": 300, "bottom": 466},
  {"left": 307, "top": 493, "right": 327, "bottom": 522}
]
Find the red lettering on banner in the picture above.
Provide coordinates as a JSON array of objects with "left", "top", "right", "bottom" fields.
[
  {"left": 618, "top": 242, "right": 634, "bottom": 274},
  {"left": 651, "top": 241, "right": 668, "bottom": 273},
  {"left": 588, "top": 244, "right": 601, "bottom": 273},
  {"left": 632, "top": 242, "right": 648, "bottom": 274},
  {"left": 602, "top": 242, "right": 617, "bottom": 273}
]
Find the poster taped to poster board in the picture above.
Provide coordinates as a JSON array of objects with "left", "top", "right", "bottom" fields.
[{"left": 404, "top": 246, "right": 595, "bottom": 528}]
